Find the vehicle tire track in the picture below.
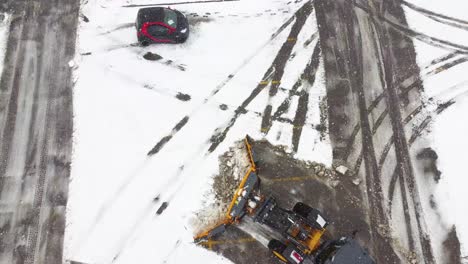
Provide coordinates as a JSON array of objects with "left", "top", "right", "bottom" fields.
[
  {"left": 0, "top": 0, "right": 78, "bottom": 263},
  {"left": 315, "top": 1, "right": 398, "bottom": 261},
  {"left": 353, "top": 59, "right": 468, "bottom": 175},
  {"left": 343, "top": 8, "right": 393, "bottom": 261},
  {"left": 146, "top": 8, "right": 300, "bottom": 156},
  {"left": 343, "top": 52, "right": 468, "bottom": 162},
  {"left": 0, "top": 9, "right": 28, "bottom": 264},
  {"left": 291, "top": 42, "right": 321, "bottom": 152},
  {"left": 388, "top": 92, "right": 466, "bottom": 210},
  {"left": 398, "top": 0, "right": 468, "bottom": 31},
  {"left": 269, "top": 37, "right": 319, "bottom": 122},
  {"left": 368, "top": 1, "right": 435, "bottom": 261},
  {"left": 260, "top": 2, "right": 313, "bottom": 134},
  {"left": 354, "top": 1, "right": 468, "bottom": 54}
]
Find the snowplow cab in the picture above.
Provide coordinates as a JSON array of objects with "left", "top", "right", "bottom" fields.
[{"left": 255, "top": 198, "right": 328, "bottom": 263}]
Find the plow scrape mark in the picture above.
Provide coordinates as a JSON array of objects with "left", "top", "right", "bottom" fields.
[{"left": 260, "top": 2, "right": 313, "bottom": 134}]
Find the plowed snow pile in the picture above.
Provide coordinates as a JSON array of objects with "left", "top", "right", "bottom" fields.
[{"left": 192, "top": 140, "right": 251, "bottom": 234}]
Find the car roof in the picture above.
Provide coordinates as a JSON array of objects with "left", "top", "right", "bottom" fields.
[{"left": 138, "top": 7, "right": 166, "bottom": 24}]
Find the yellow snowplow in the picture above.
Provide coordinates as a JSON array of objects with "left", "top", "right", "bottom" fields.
[
  {"left": 194, "top": 136, "right": 258, "bottom": 243},
  {"left": 194, "top": 136, "right": 375, "bottom": 264}
]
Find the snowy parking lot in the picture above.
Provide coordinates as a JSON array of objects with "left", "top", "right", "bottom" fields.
[
  {"left": 1, "top": 0, "right": 468, "bottom": 263},
  {"left": 65, "top": 0, "right": 328, "bottom": 263},
  {"left": 65, "top": 0, "right": 468, "bottom": 263}
]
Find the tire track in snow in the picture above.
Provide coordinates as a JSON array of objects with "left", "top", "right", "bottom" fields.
[
  {"left": 146, "top": 5, "right": 303, "bottom": 156},
  {"left": 208, "top": 3, "right": 316, "bottom": 153},
  {"left": 260, "top": 2, "right": 313, "bottom": 134},
  {"left": 387, "top": 83, "right": 468, "bottom": 210},
  {"left": 354, "top": 1, "right": 468, "bottom": 54},
  {"left": 398, "top": 0, "right": 468, "bottom": 31},
  {"left": 343, "top": 52, "right": 468, "bottom": 162},
  {"left": 352, "top": 56, "right": 468, "bottom": 175},
  {"left": 290, "top": 42, "right": 321, "bottom": 152},
  {"left": 368, "top": 3, "right": 435, "bottom": 259}
]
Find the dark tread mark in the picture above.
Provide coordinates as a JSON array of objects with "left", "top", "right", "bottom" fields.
[
  {"left": 219, "top": 104, "right": 228, "bottom": 110},
  {"left": 343, "top": 54, "right": 468, "bottom": 162},
  {"left": 290, "top": 43, "right": 322, "bottom": 152},
  {"left": 143, "top": 52, "right": 163, "bottom": 61},
  {"left": 148, "top": 116, "right": 189, "bottom": 156},
  {"left": 208, "top": 2, "right": 314, "bottom": 152},
  {"left": 260, "top": 2, "right": 313, "bottom": 134},
  {"left": 291, "top": 91, "right": 309, "bottom": 152},
  {"left": 371, "top": 4, "right": 435, "bottom": 261},
  {"left": 399, "top": 0, "right": 468, "bottom": 31},
  {"left": 80, "top": 15, "right": 89, "bottom": 23},
  {"left": 423, "top": 51, "right": 460, "bottom": 70},
  {"left": 208, "top": 81, "right": 269, "bottom": 152},
  {"left": 272, "top": 40, "right": 320, "bottom": 125},
  {"left": 142, "top": 53, "right": 187, "bottom": 71},
  {"left": 144, "top": 7, "right": 302, "bottom": 158},
  {"left": 354, "top": 1, "right": 468, "bottom": 53},
  {"left": 175, "top": 92, "right": 191, "bottom": 102},
  {"left": 156, "top": 202, "right": 169, "bottom": 215}
]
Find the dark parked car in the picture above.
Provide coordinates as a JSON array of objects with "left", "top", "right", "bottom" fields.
[{"left": 135, "top": 7, "right": 189, "bottom": 46}]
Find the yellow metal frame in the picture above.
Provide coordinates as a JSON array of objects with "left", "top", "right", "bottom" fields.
[
  {"left": 194, "top": 136, "right": 258, "bottom": 241},
  {"left": 304, "top": 228, "right": 326, "bottom": 254},
  {"left": 195, "top": 135, "right": 328, "bottom": 259}
]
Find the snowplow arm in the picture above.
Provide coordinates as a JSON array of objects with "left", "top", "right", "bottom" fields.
[
  {"left": 244, "top": 135, "right": 258, "bottom": 171},
  {"left": 194, "top": 135, "right": 259, "bottom": 244},
  {"left": 193, "top": 218, "right": 233, "bottom": 244}
]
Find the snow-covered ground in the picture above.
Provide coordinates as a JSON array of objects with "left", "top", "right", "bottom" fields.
[
  {"left": 66, "top": 0, "right": 468, "bottom": 262},
  {"left": 404, "top": 0, "right": 468, "bottom": 259},
  {"left": 0, "top": 12, "right": 10, "bottom": 76},
  {"left": 65, "top": 0, "right": 326, "bottom": 263}
]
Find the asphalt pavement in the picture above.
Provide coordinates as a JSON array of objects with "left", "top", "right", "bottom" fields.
[{"left": 0, "top": 0, "right": 78, "bottom": 263}]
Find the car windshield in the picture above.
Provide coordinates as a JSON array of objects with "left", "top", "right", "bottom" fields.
[
  {"left": 147, "top": 25, "right": 169, "bottom": 37},
  {"left": 164, "top": 9, "right": 178, "bottom": 28}
]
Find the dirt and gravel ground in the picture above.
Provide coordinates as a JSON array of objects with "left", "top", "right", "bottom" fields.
[{"left": 0, "top": 0, "right": 78, "bottom": 263}]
